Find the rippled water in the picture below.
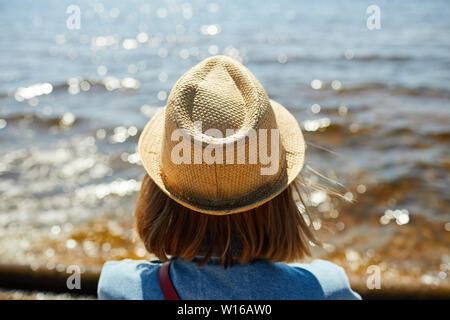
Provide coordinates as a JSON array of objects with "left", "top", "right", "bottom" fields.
[{"left": 0, "top": 0, "right": 449, "bottom": 295}]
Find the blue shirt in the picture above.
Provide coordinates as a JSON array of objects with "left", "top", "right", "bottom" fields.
[{"left": 98, "top": 258, "right": 361, "bottom": 300}]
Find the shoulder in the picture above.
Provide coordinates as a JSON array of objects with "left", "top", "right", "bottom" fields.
[
  {"left": 97, "top": 259, "right": 164, "bottom": 300},
  {"left": 286, "top": 259, "right": 361, "bottom": 300}
]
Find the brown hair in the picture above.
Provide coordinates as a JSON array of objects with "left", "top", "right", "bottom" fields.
[{"left": 135, "top": 174, "right": 320, "bottom": 268}]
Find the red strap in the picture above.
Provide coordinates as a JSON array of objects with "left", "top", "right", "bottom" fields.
[{"left": 158, "top": 261, "right": 180, "bottom": 300}]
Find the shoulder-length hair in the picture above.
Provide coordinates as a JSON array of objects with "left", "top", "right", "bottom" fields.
[{"left": 135, "top": 173, "right": 320, "bottom": 268}]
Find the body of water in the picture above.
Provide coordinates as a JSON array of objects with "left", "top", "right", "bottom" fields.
[{"left": 0, "top": 0, "right": 449, "bottom": 294}]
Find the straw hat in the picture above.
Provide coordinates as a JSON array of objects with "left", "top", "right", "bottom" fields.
[{"left": 138, "top": 55, "right": 305, "bottom": 215}]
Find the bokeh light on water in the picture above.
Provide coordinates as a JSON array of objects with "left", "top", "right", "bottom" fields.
[{"left": 0, "top": 0, "right": 449, "bottom": 297}]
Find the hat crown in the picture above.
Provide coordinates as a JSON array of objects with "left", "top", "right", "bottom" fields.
[{"left": 165, "top": 55, "right": 271, "bottom": 139}]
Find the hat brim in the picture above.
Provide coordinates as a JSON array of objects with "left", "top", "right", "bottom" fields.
[{"left": 138, "top": 99, "right": 305, "bottom": 215}]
